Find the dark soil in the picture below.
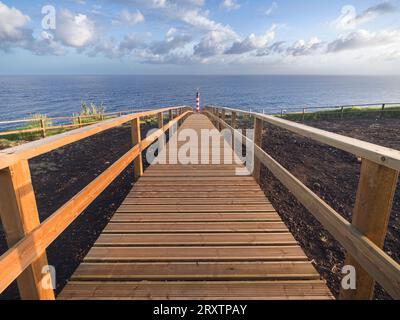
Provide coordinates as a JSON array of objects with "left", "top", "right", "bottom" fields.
[
  {"left": 260, "top": 117, "right": 400, "bottom": 299},
  {"left": 0, "top": 122, "right": 157, "bottom": 300}
]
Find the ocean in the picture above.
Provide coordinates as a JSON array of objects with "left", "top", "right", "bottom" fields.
[{"left": 1, "top": 75, "right": 400, "bottom": 123}]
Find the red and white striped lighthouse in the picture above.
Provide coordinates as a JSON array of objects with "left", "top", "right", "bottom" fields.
[{"left": 196, "top": 91, "right": 200, "bottom": 113}]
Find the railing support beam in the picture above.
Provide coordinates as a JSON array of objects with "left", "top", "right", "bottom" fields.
[
  {"left": 131, "top": 118, "right": 143, "bottom": 180},
  {"left": 231, "top": 112, "right": 237, "bottom": 129},
  {"left": 340, "top": 159, "right": 399, "bottom": 300},
  {"left": 40, "top": 119, "right": 46, "bottom": 138},
  {"left": 253, "top": 117, "right": 263, "bottom": 184},
  {"left": 0, "top": 160, "right": 54, "bottom": 300}
]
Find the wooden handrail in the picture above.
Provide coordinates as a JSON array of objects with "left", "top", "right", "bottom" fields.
[
  {"left": 0, "top": 109, "right": 150, "bottom": 125},
  {"left": 0, "top": 106, "right": 192, "bottom": 299},
  {"left": 0, "top": 109, "right": 158, "bottom": 138},
  {"left": 0, "top": 106, "right": 188, "bottom": 171},
  {"left": 208, "top": 106, "right": 400, "bottom": 171},
  {"left": 204, "top": 108, "right": 400, "bottom": 300}
]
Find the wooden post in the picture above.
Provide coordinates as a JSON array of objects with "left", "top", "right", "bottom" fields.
[
  {"left": 381, "top": 104, "right": 385, "bottom": 119},
  {"left": 253, "top": 117, "right": 263, "bottom": 184},
  {"left": 131, "top": 118, "right": 143, "bottom": 180},
  {"left": 302, "top": 108, "right": 306, "bottom": 121},
  {"left": 280, "top": 109, "right": 283, "bottom": 118},
  {"left": 221, "top": 109, "right": 226, "bottom": 130},
  {"left": 40, "top": 119, "right": 46, "bottom": 138},
  {"left": 341, "top": 107, "right": 344, "bottom": 120},
  {"left": 177, "top": 109, "right": 181, "bottom": 126},
  {"left": 231, "top": 112, "right": 237, "bottom": 129},
  {"left": 212, "top": 108, "right": 217, "bottom": 126},
  {"left": 169, "top": 110, "right": 173, "bottom": 123},
  {"left": 0, "top": 160, "right": 55, "bottom": 300},
  {"left": 340, "top": 159, "right": 399, "bottom": 300},
  {"left": 78, "top": 116, "right": 82, "bottom": 128},
  {"left": 158, "top": 112, "right": 164, "bottom": 129}
]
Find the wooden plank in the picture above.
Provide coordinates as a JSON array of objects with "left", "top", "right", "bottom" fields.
[
  {"left": 0, "top": 160, "right": 54, "bottom": 300},
  {"left": 121, "top": 198, "right": 270, "bottom": 205},
  {"left": 95, "top": 233, "right": 296, "bottom": 246},
  {"left": 126, "top": 191, "right": 267, "bottom": 198},
  {"left": 131, "top": 186, "right": 262, "bottom": 192},
  {"left": 58, "top": 281, "right": 333, "bottom": 300},
  {"left": 84, "top": 246, "right": 307, "bottom": 262},
  {"left": 111, "top": 213, "right": 280, "bottom": 223},
  {"left": 341, "top": 159, "right": 399, "bottom": 300},
  {"left": 104, "top": 222, "right": 287, "bottom": 233},
  {"left": 134, "top": 180, "right": 258, "bottom": 186},
  {"left": 148, "top": 164, "right": 243, "bottom": 169},
  {"left": 117, "top": 204, "right": 276, "bottom": 213},
  {"left": 137, "top": 176, "right": 255, "bottom": 181},
  {"left": 71, "top": 262, "right": 319, "bottom": 281},
  {"left": 143, "top": 171, "right": 245, "bottom": 177}
]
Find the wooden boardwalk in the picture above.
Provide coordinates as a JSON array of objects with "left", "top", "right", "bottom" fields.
[{"left": 59, "top": 114, "right": 333, "bottom": 300}]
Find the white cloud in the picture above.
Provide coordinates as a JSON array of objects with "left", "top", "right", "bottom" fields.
[
  {"left": 287, "top": 37, "right": 323, "bottom": 56},
  {"left": 111, "top": 0, "right": 167, "bottom": 8},
  {"left": 0, "top": 1, "right": 31, "bottom": 42},
  {"left": 194, "top": 30, "right": 234, "bottom": 57},
  {"left": 119, "top": 9, "right": 145, "bottom": 26},
  {"left": 55, "top": 10, "right": 96, "bottom": 48},
  {"left": 175, "top": 8, "right": 235, "bottom": 35},
  {"left": 327, "top": 29, "right": 400, "bottom": 52},
  {"left": 119, "top": 34, "right": 147, "bottom": 54},
  {"left": 152, "top": 0, "right": 167, "bottom": 7},
  {"left": 150, "top": 28, "right": 192, "bottom": 54},
  {"left": 333, "top": 2, "right": 397, "bottom": 30},
  {"left": 176, "top": 0, "right": 204, "bottom": 6},
  {"left": 220, "top": 0, "right": 240, "bottom": 11},
  {"left": 266, "top": 2, "right": 278, "bottom": 16},
  {"left": 225, "top": 25, "right": 276, "bottom": 54},
  {"left": 88, "top": 38, "right": 122, "bottom": 58}
]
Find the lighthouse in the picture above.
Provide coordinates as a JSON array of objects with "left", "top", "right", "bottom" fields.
[{"left": 196, "top": 91, "right": 200, "bottom": 113}]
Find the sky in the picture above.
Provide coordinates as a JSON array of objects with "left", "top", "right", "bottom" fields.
[{"left": 0, "top": 0, "right": 400, "bottom": 75}]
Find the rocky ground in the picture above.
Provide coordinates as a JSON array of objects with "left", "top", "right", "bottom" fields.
[{"left": 259, "top": 117, "right": 400, "bottom": 299}]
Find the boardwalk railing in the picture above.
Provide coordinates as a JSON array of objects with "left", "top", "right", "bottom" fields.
[
  {"left": 250, "top": 102, "right": 400, "bottom": 119},
  {"left": 204, "top": 106, "right": 400, "bottom": 300},
  {"left": 0, "top": 109, "right": 150, "bottom": 138},
  {"left": 0, "top": 106, "right": 192, "bottom": 300}
]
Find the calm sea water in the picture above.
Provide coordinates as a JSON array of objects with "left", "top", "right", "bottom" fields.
[{"left": 1, "top": 75, "right": 400, "bottom": 123}]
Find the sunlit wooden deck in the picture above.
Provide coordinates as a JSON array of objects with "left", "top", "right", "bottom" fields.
[{"left": 59, "top": 114, "right": 333, "bottom": 300}]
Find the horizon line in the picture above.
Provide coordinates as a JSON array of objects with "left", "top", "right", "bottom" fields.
[{"left": 1, "top": 74, "right": 400, "bottom": 77}]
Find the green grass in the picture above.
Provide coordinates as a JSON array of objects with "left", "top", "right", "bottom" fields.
[
  {"left": 0, "top": 102, "right": 109, "bottom": 149},
  {"left": 0, "top": 103, "right": 161, "bottom": 150},
  {"left": 71, "top": 101, "right": 107, "bottom": 124},
  {"left": 279, "top": 106, "right": 400, "bottom": 121}
]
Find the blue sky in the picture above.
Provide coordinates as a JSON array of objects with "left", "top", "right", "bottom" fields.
[{"left": 0, "top": 0, "right": 400, "bottom": 74}]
